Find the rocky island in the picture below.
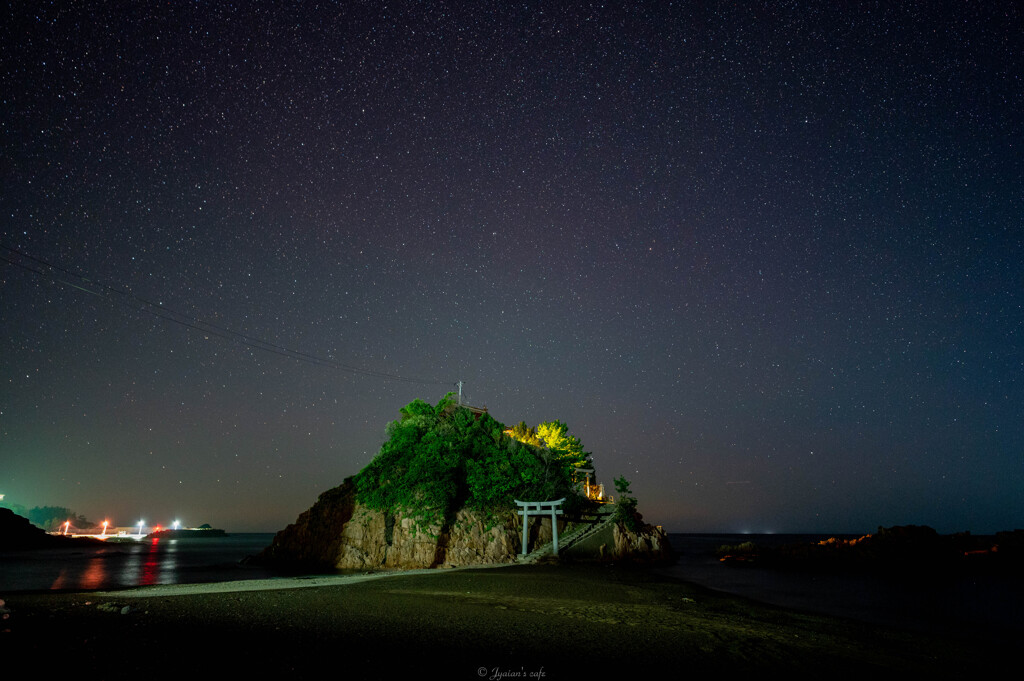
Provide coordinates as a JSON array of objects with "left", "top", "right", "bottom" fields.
[
  {"left": 258, "top": 395, "right": 671, "bottom": 571},
  {"left": 147, "top": 524, "right": 227, "bottom": 539}
]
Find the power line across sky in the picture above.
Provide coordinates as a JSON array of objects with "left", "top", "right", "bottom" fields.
[{"left": 1, "top": 243, "right": 454, "bottom": 387}]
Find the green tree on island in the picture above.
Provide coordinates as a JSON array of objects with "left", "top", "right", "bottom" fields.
[
  {"left": 507, "top": 419, "right": 593, "bottom": 470},
  {"left": 536, "top": 420, "right": 592, "bottom": 469},
  {"left": 507, "top": 421, "right": 543, "bottom": 447},
  {"left": 353, "top": 394, "right": 596, "bottom": 527},
  {"left": 613, "top": 476, "right": 642, "bottom": 532}
]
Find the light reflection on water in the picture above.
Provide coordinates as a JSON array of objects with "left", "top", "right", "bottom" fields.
[
  {"left": 1, "top": 534, "right": 276, "bottom": 592},
  {"left": 47, "top": 538, "right": 181, "bottom": 590},
  {"left": 141, "top": 537, "right": 172, "bottom": 586}
]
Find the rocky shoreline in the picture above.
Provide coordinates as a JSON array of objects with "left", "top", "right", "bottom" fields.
[{"left": 716, "top": 525, "right": 1024, "bottom": 574}]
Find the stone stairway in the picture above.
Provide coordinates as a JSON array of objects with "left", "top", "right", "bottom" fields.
[{"left": 517, "top": 504, "right": 617, "bottom": 563}]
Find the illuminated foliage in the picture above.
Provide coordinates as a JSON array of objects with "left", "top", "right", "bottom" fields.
[
  {"left": 353, "top": 395, "right": 590, "bottom": 525},
  {"left": 507, "top": 421, "right": 543, "bottom": 447},
  {"left": 507, "top": 419, "right": 593, "bottom": 470},
  {"left": 536, "top": 420, "right": 591, "bottom": 469}
]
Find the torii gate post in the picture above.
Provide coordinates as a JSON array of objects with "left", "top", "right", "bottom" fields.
[{"left": 515, "top": 498, "right": 565, "bottom": 556}]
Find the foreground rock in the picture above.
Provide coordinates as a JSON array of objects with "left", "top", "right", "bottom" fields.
[{"left": 258, "top": 478, "right": 671, "bottom": 571}]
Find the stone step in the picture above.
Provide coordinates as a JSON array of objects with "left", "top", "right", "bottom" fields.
[{"left": 518, "top": 505, "right": 617, "bottom": 563}]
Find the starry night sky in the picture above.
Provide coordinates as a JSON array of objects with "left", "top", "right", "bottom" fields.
[{"left": 2, "top": 1, "right": 1022, "bottom": 534}]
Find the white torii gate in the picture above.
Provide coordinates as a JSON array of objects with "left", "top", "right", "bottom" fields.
[{"left": 515, "top": 498, "right": 565, "bottom": 556}]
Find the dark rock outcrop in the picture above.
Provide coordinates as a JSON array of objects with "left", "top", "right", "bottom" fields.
[
  {"left": 561, "top": 516, "right": 673, "bottom": 564},
  {"left": 608, "top": 521, "right": 674, "bottom": 562},
  {"left": 0, "top": 507, "right": 99, "bottom": 550},
  {"left": 258, "top": 478, "right": 361, "bottom": 570},
  {"left": 716, "top": 524, "right": 1024, "bottom": 573}
]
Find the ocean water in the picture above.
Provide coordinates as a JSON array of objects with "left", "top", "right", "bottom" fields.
[
  {"left": 0, "top": 533, "right": 279, "bottom": 592},
  {"left": 661, "top": 534, "right": 1024, "bottom": 639}
]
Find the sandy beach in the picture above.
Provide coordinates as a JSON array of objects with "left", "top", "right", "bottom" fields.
[{"left": 3, "top": 562, "right": 1014, "bottom": 678}]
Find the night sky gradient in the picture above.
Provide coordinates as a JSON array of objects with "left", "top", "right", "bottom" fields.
[{"left": 2, "top": 1, "right": 1022, "bottom": 533}]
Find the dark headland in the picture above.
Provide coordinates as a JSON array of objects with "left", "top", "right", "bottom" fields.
[{"left": 0, "top": 507, "right": 103, "bottom": 550}]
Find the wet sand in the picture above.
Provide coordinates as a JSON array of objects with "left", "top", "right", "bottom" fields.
[{"left": 2, "top": 563, "right": 1013, "bottom": 677}]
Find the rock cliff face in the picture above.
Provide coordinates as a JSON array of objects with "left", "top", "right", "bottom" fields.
[
  {"left": 333, "top": 504, "right": 523, "bottom": 569},
  {"left": 560, "top": 515, "right": 674, "bottom": 564},
  {"left": 257, "top": 479, "right": 360, "bottom": 569},
  {"left": 259, "top": 478, "right": 671, "bottom": 570},
  {"left": 610, "top": 522, "right": 673, "bottom": 562}
]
